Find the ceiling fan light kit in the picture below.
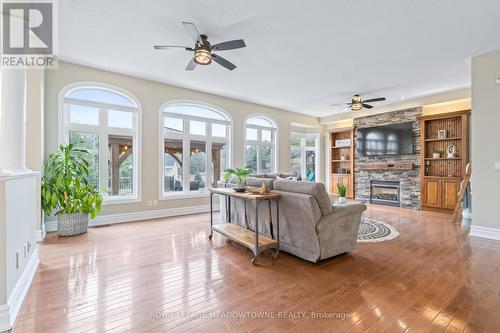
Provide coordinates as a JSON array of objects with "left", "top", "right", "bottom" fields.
[{"left": 194, "top": 48, "right": 211, "bottom": 65}]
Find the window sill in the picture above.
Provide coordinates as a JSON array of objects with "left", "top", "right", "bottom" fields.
[
  {"left": 160, "top": 191, "right": 210, "bottom": 200},
  {"left": 102, "top": 196, "right": 141, "bottom": 205}
]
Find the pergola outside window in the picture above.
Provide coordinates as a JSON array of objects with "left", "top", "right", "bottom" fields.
[
  {"left": 61, "top": 84, "right": 141, "bottom": 202},
  {"left": 161, "top": 103, "right": 231, "bottom": 197}
]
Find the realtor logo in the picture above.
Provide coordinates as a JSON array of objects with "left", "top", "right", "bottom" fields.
[{"left": 1, "top": 0, "right": 57, "bottom": 67}]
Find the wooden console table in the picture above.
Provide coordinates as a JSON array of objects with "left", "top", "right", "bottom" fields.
[{"left": 209, "top": 188, "right": 281, "bottom": 265}]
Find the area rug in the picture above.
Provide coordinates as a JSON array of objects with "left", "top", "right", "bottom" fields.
[{"left": 357, "top": 218, "right": 399, "bottom": 243}]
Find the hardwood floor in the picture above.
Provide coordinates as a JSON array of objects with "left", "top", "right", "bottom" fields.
[{"left": 12, "top": 205, "right": 500, "bottom": 333}]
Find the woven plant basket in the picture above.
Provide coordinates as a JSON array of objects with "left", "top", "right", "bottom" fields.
[{"left": 57, "top": 213, "right": 89, "bottom": 236}]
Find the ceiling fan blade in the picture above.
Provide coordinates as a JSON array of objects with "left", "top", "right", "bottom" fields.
[
  {"left": 211, "top": 39, "right": 246, "bottom": 51},
  {"left": 330, "top": 102, "right": 349, "bottom": 107},
  {"left": 362, "top": 103, "right": 374, "bottom": 109},
  {"left": 182, "top": 22, "right": 201, "bottom": 42},
  {"left": 186, "top": 59, "right": 197, "bottom": 71},
  {"left": 362, "top": 97, "right": 386, "bottom": 103},
  {"left": 154, "top": 45, "right": 194, "bottom": 51},
  {"left": 212, "top": 54, "right": 236, "bottom": 71}
]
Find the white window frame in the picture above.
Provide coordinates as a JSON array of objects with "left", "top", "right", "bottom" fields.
[
  {"left": 159, "top": 101, "right": 232, "bottom": 199},
  {"left": 244, "top": 114, "right": 278, "bottom": 173},
  {"left": 290, "top": 133, "right": 320, "bottom": 181},
  {"left": 58, "top": 82, "right": 142, "bottom": 205}
]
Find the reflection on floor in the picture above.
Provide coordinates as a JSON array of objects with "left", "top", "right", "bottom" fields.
[{"left": 13, "top": 205, "right": 500, "bottom": 332}]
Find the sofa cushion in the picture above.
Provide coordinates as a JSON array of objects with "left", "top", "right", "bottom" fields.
[
  {"left": 273, "top": 180, "right": 332, "bottom": 215},
  {"left": 245, "top": 177, "right": 274, "bottom": 190}
]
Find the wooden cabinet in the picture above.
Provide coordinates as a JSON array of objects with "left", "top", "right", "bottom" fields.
[
  {"left": 422, "top": 177, "right": 460, "bottom": 210},
  {"left": 418, "top": 110, "right": 469, "bottom": 212},
  {"left": 330, "top": 174, "right": 353, "bottom": 198}
]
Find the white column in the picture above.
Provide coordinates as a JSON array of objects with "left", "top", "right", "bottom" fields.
[{"left": 0, "top": 67, "right": 29, "bottom": 175}]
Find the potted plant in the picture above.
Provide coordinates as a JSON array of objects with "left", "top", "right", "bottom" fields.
[
  {"left": 337, "top": 183, "right": 347, "bottom": 204},
  {"left": 223, "top": 166, "right": 254, "bottom": 192},
  {"left": 432, "top": 150, "right": 441, "bottom": 159},
  {"left": 41, "top": 143, "right": 103, "bottom": 236}
]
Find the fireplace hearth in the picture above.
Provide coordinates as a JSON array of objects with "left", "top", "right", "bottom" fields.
[{"left": 370, "top": 180, "right": 400, "bottom": 207}]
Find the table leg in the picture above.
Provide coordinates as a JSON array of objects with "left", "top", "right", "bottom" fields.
[
  {"left": 268, "top": 200, "right": 274, "bottom": 240},
  {"left": 228, "top": 196, "right": 231, "bottom": 223},
  {"left": 209, "top": 192, "right": 214, "bottom": 240},
  {"left": 252, "top": 200, "right": 259, "bottom": 265},
  {"left": 273, "top": 199, "right": 280, "bottom": 258}
]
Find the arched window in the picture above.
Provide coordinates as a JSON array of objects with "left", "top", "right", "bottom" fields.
[
  {"left": 161, "top": 102, "right": 231, "bottom": 196},
  {"left": 245, "top": 115, "right": 277, "bottom": 173},
  {"left": 62, "top": 84, "right": 140, "bottom": 201}
]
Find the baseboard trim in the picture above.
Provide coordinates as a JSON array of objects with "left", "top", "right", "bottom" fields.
[
  {"left": 470, "top": 225, "right": 500, "bottom": 241},
  {"left": 35, "top": 227, "right": 46, "bottom": 242},
  {"left": 45, "top": 204, "right": 219, "bottom": 232},
  {"left": 0, "top": 249, "right": 39, "bottom": 332}
]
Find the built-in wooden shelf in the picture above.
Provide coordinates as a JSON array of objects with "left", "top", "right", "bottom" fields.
[
  {"left": 418, "top": 110, "right": 470, "bottom": 212},
  {"left": 425, "top": 158, "right": 461, "bottom": 161},
  {"left": 329, "top": 128, "right": 354, "bottom": 198},
  {"left": 425, "top": 137, "right": 462, "bottom": 142},
  {"left": 212, "top": 224, "right": 277, "bottom": 252}
]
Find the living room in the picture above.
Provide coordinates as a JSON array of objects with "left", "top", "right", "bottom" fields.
[{"left": 1, "top": 1, "right": 500, "bottom": 332}]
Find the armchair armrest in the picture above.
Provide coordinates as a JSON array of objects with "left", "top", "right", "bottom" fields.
[{"left": 330, "top": 202, "right": 367, "bottom": 219}]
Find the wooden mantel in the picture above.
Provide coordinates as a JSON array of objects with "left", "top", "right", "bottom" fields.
[{"left": 358, "top": 162, "right": 413, "bottom": 171}]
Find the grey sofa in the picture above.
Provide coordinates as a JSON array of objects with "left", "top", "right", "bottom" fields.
[{"left": 217, "top": 177, "right": 367, "bottom": 263}]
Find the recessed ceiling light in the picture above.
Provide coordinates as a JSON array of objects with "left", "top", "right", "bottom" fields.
[{"left": 400, "top": 96, "right": 405, "bottom": 100}]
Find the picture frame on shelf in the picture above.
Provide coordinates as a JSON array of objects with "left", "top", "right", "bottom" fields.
[
  {"left": 334, "top": 139, "right": 351, "bottom": 147},
  {"left": 437, "top": 130, "right": 447, "bottom": 139}
]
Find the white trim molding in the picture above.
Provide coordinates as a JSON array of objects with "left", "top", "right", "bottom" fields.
[
  {"left": 45, "top": 204, "right": 219, "bottom": 232},
  {"left": 470, "top": 225, "right": 500, "bottom": 241},
  {"left": 0, "top": 249, "right": 39, "bottom": 332}
]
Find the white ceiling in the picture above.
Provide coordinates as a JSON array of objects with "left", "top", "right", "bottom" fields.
[{"left": 58, "top": 0, "right": 500, "bottom": 117}]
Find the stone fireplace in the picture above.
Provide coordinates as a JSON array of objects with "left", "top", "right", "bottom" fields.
[{"left": 354, "top": 108, "right": 422, "bottom": 209}]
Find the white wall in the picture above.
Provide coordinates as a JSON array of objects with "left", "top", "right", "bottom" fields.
[
  {"left": 44, "top": 62, "right": 320, "bottom": 217},
  {"left": 471, "top": 50, "right": 500, "bottom": 237}
]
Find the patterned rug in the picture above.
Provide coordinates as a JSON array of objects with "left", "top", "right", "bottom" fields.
[{"left": 358, "top": 218, "right": 399, "bottom": 243}]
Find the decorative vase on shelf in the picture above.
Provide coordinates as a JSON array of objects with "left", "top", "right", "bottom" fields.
[{"left": 338, "top": 197, "right": 347, "bottom": 204}]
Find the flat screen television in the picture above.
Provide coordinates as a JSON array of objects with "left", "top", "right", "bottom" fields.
[{"left": 356, "top": 122, "right": 413, "bottom": 156}]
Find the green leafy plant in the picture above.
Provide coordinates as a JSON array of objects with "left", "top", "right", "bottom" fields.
[
  {"left": 223, "top": 166, "right": 254, "bottom": 185},
  {"left": 337, "top": 183, "right": 347, "bottom": 198},
  {"left": 41, "top": 143, "right": 103, "bottom": 219}
]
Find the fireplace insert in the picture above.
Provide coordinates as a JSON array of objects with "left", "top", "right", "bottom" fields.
[{"left": 370, "top": 180, "right": 400, "bottom": 207}]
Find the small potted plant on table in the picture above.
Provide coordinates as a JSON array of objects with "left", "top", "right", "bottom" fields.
[
  {"left": 41, "top": 143, "right": 103, "bottom": 236},
  {"left": 223, "top": 167, "right": 253, "bottom": 192},
  {"left": 337, "top": 183, "right": 348, "bottom": 204}
]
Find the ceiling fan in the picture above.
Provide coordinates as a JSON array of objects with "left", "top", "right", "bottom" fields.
[
  {"left": 154, "top": 22, "right": 246, "bottom": 71},
  {"left": 331, "top": 94, "right": 386, "bottom": 112}
]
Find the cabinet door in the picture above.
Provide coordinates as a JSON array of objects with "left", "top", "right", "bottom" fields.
[
  {"left": 442, "top": 179, "right": 460, "bottom": 210},
  {"left": 423, "top": 178, "right": 441, "bottom": 208},
  {"left": 332, "top": 175, "right": 351, "bottom": 196}
]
